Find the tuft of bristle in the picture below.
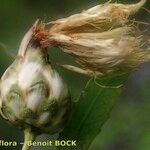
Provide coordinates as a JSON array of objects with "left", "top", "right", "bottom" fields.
[
  {"left": 30, "top": 0, "right": 149, "bottom": 77},
  {"left": 49, "top": 0, "right": 147, "bottom": 34}
]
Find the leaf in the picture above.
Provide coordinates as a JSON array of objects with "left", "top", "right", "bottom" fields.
[{"left": 57, "top": 73, "right": 129, "bottom": 150}]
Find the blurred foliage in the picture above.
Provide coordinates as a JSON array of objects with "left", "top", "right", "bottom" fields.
[
  {"left": 58, "top": 73, "right": 129, "bottom": 150},
  {"left": 89, "top": 76, "right": 150, "bottom": 150},
  {"left": 0, "top": 0, "right": 150, "bottom": 150}
]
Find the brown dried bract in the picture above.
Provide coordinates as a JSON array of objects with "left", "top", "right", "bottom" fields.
[{"left": 32, "top": 23, "right": 50, "bottom": 48}]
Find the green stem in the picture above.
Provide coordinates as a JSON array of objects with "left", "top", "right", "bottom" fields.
[{"left": 22, "top": 128, "right": 37, "bottom": 150}]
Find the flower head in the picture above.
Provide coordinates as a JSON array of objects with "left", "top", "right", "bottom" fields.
[{"left": 0, "top": 22, "right": 71, "bottom": 134}]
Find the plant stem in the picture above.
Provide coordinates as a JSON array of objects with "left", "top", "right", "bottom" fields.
[{"left": 22, "top": 128, "right": 37, "bottom": 150}]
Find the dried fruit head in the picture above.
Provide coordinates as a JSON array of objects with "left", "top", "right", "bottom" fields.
[{"left": 32, "top": 0, "right": 149, "bottom": 77}]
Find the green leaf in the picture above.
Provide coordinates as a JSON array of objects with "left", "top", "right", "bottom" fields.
[{"left": 57, "top": 73, "right": 129, "bottom": 150}]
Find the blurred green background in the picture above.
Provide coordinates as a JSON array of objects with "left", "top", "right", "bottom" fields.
[{"left": 0, "top": 0, "right": 149, "bottom": 150}]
